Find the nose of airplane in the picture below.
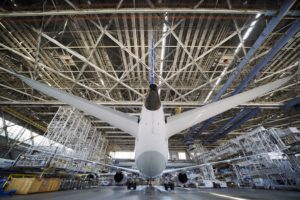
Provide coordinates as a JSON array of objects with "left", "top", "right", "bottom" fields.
[{"left": 136, "top": 151, "right": 166, "bottom": 177}]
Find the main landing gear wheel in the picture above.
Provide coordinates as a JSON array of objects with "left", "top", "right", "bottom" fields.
[
  {"left": 127, "top": 181, "right": 137, "bottom": 190},
  {"left": 164, "top": 182, "right": 174, "bottom": 191}
]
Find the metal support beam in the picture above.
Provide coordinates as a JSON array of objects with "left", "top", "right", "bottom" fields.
[
  {"left": 0, "top": 110, "right": 13, "bottom": 159},
  {"left": 0, "top": 8, "right": 299, "bottom": 18},
  {"left": 1, "top": 107, "right": 47, "bottom": 132},
  {"left": 107, "top": 19, "right": 184, "bottom": 94},
  {"left": 213, "top": 0, "right": 295, "bottom": 101},
  {"left": 0, "top": 46, "right": 115, "bottom": 102},
  {"left": 205, "top": 107, "right": 260, "bottom": 144},
  {"left": 1, "top": 110, "right": 10, "bottom": 145},
  {"left": 233, "top": 18, "right": 300, "bottom": 95},
  {"left": 227, "top": 0, "right": 247, "bottom": 56},
  {"left": 206, "top": 17, "right": 300, "bottom": 144},
  {"left": 91, "top": 21, "right": 188, "bottom": 101},
  {"left": 30, "top": 28, "right": 144, "bottom": 98},
  {"left": 281, "top": 96, "right": 300, "bottom": 111},
  {"left": 203, "top": 108, "right": 252, "bottom": 143},
  {"left": 168, "top": 22, "right": 210, "bottom": 82},
  {"left": 184, "top": 0, "right": 295, "bottom": 144},
  {"left": 161, "top": 26, "right": 246, "bottom": 85},
  {"left": 0, "top": 83, "right": 45, "bottom": 101}
]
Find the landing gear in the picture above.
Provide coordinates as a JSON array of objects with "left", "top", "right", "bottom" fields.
[
  {"left": 147, "top": 178, "right": 154, "bottom": 187},
  {"left": 164, "top": 182, "right": 174, "bottom": 190},
  {"left": 126, "top": 180, "right": 137, "bottom": 190}
]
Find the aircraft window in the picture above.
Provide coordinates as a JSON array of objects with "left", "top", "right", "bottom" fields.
[
  {"left": 178, "top": 152, "right": 187, "bottom": 160},
  {"left": 109, "top": 151, "right": 135, "bottom": 159}
]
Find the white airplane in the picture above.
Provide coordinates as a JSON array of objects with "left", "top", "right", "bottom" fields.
[{"left": 13, "top": 71, "right": 293, "bottom": 182}]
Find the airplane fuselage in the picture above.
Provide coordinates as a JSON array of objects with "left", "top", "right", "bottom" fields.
[
  {"left": 135, "top": 105, "right": 168, "bottom": 178},
  {"left": 134, "top": 84, "right": 169, "bottom": 178}
]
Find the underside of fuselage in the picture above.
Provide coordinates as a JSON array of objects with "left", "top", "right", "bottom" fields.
[{"left": 136, "top": 150, "right": 167, "bottom": 177}]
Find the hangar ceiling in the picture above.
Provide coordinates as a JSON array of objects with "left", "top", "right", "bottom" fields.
[{"left": 0, "top": 0, "right": 299, "bottom": 151}]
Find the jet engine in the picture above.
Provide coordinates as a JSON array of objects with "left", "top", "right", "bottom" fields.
[
  {"left": 177, "top": 172, "right": 188, "bottom": 184},
  {"left": 114, "top": 171, "right": 125, "bottom": 183}
]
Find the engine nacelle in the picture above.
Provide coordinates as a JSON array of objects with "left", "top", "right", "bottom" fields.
[
  {"left": 177, "top": 172, "right": 188, "bottom": 184},
  {"left": 114, "top": 172, "right": 125, "bottom": 183}
]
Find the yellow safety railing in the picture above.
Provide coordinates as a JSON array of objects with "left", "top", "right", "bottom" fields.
[{"left": 2, "top": 107, "right": 47, "bottom": 132}]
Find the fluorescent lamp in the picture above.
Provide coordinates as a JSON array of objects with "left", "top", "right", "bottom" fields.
[
  {"left": 235, "top": 13, "right": 261, "bottom": 55},
  {"left": 100, "top": 78, "right": 105, "bottom": 86},
  {"left": 203, "top": 66, "right": 228, "bottom": 103}
]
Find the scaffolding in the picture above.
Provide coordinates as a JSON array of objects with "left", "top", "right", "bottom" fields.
[
  {"left": 192, "top": 126, "right": 300, "bottom": 189},
  {"left": 14, "top": 106, "right": 109, "bottom": 173},
  {"left": 188, "top": 143, "right": 215, "bottom": 180}
]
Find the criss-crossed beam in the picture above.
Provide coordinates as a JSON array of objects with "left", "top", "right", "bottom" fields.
[
  {"left": 165, "top": 19, "right": 211, "bottom": 83},
  {"left": 92, "top": 20, "right": 188, "bottom": 101},
  {"left": 0, "top": 43, "right": 116, "bottom": 102},
  {"left": 30, "top": 27, "right": 144, "bottom": 99},
  {"left": 88, "top": 18, "right": 188, "bottom": 101},
  {"left": 159, "top": 25, "right": 246, "bottom": 90},
  {"left": 227, "top": 0, "right": 247, "bottom": 56},
  {"left": 107, "top": 19, "right": 184, "bottom": 94},
  {"left": 63, "top": 0, "right": 188, "bottom": 101}
]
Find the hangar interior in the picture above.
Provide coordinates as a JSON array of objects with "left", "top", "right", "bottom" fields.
[{"left": 0, "top": 0, "right": 300, "bottom": 199}]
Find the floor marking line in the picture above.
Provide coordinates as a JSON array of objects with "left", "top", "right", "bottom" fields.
[{"left": 209, "top": 192, "right": 249, "bottom": 200}]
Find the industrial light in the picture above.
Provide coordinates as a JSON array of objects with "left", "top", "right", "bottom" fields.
[
  {"left": 204, "top": 90, "right": 213, "bottom": 104},
  {"left": 203, "top": 65, "right": 229, "bottom": 104},
  {"left": 100, "top": 78, "right": 105, "bottom": 86},
  {"left": 234, "top": 13, "right": 261, "bottom": 55},
  {"left": 244, "top": 13, "right": 261, "bottom": 39},
  {"left": 215, "top": 66, "right": 228, "bottom": 86},
  {"left": 268, "top": 152, "right": 284, "bottom": 160},
  {"left": 10, "top": 0, "right": 17, "bottom": 7},
  {"left": 0, "top": 22, "right": 6, "bottom": 29},
  {"left": 110, "top": 151, "right": 135, "bottom": 159}
]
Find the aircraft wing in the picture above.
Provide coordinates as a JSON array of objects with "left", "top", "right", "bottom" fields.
[
  {"left": 166, "top": 76, "right": 293, "bottom": 138},
  {"left": 162, "top": 160, "right": 234, "bottom": 174},
  {"left": 87, "top": 161, "right": 140, "bottom": 174},
  {"left": 68, "top": 155, "right": 140, "bottom": 174},
  {"left": 15, "top": 74, "right": 139, "bottom": 137},
  {"left": 34, "top": 147, "right": 140, "bottom": 174},
  {"left": 162, "top": 153, "right": 269, "bottom": 174},
  {"left": 162, "top": 163, "right": 215, "bottom": 174}
]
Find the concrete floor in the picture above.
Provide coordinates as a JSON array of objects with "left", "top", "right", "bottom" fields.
[{"left": 3, "top": 186, "right": 300, "bottom": 200}]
